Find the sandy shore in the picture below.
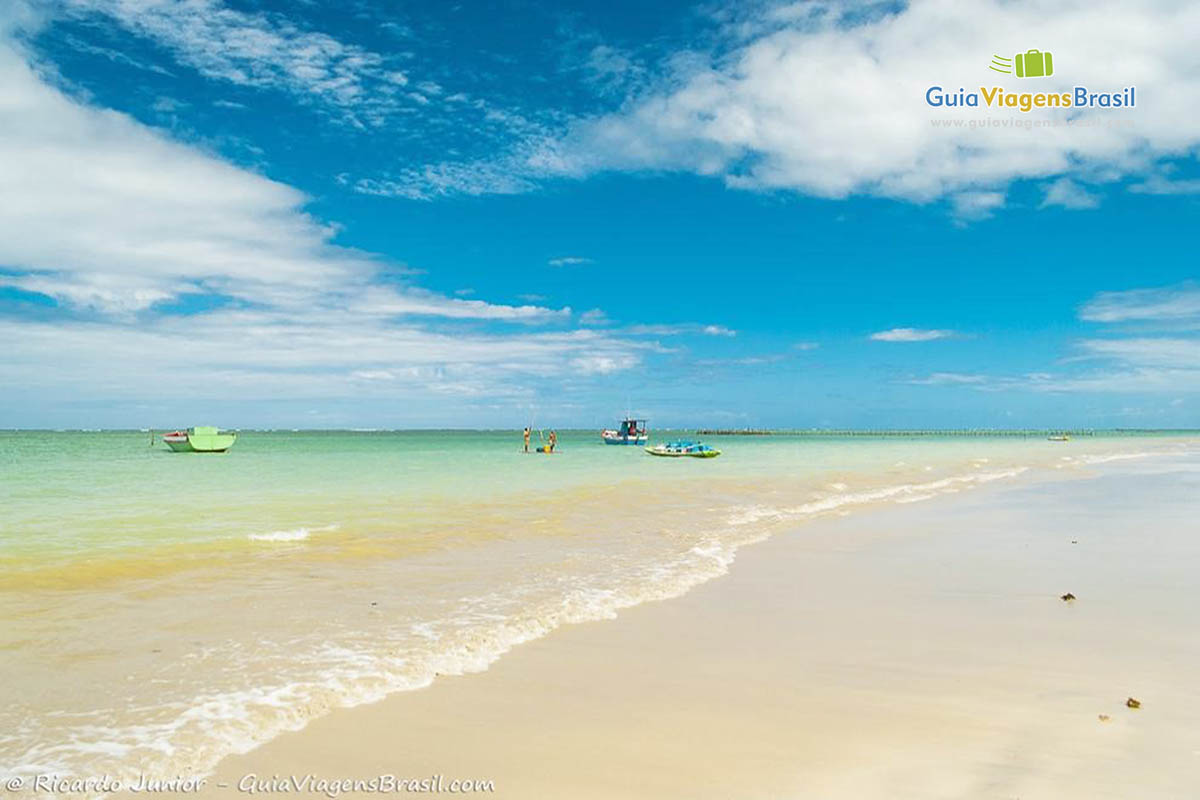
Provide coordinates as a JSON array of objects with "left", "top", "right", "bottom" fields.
[{"left": 202, "top": 456, "right": 1200, "bottom": 799}]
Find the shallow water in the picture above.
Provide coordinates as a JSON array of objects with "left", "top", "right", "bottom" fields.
[{"left": 1, "top": 429, "right": 1195, "bottom": 782}]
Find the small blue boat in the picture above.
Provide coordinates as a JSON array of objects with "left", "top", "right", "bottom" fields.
[{"left": 602, "top": 418, "right": 648, "bottom": 445}]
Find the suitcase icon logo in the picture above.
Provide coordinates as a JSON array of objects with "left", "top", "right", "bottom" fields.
[{"left": 989, "top": 50, "right": 1054, "bottom": 78}]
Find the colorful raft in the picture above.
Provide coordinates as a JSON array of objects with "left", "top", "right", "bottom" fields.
[{"left": 645, "top": 440, "right": 720, "bottom": 458}]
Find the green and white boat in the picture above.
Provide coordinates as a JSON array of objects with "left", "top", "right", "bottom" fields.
[{"left": 162, "top": 427, "right": 237, "bottom": 453}]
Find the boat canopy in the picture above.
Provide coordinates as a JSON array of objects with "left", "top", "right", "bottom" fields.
[{"left": 619, "top": 419, "right": 647, "bottom": 436}]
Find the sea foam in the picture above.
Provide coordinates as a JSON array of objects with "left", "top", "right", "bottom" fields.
[{"left": 247, "top": 524, "right": 339, "bottom": 543}]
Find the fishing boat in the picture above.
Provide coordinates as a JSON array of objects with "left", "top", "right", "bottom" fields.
[
  {"left": 645, "top": 440, "right": 720, "bottom": 458},
  {"left": 602, "top": 418, "right": 648, "bottom": 445},
  {"left": 162, "top": 426, "right": 237, "bottom": 453}
]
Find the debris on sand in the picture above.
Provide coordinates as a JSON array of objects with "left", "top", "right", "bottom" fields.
[
  {"left": 1126, "top": 697, "right": 1141, "bottom": 709},
  {"left": 1098, "top": 714, "right": 1111, "bottom": 722},
  {"left": 1060, "top": 592, "right": 1076, "bottom": 601}
]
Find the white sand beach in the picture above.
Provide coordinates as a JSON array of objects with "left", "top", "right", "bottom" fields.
[{"left": 201, "top": 453, "right": 1200, "bottom": 799}]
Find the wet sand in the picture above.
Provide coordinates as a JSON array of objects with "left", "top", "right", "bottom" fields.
[{"left": 203, "top": 455, "right": 1200, "bottom": 799}]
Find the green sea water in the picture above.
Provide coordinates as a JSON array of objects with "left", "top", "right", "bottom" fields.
[{"left": 1, "top": 429, "right": 1196, "bottom": 785}]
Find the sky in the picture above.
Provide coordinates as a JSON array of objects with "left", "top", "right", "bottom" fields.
[{"left": 0, "top": 0, "right": 1198, "bottom": 429}]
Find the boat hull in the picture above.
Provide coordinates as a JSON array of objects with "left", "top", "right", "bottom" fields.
[
  {"left": 644, "top": 447, "right": 720, "bottom": 458},
  {"left": 602, "top": 419, "right": 648, "bottom": 445},
  {"left": 163, "top": 429, "right": 237, "bottom": 453},
  {"left": 187, "top": 433, "right": 236, "bottom": 452}
]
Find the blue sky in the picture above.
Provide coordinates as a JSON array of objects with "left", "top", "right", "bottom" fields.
[{"left": 1, "top": 0, "right": 1198, "bottom": 429}]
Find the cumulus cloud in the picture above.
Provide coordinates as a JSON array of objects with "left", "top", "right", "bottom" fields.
[
  {"left": 0, "top": 40, "right": 350, "bottom": 311},
  {"left": 1041, "top": 178, "right": 1100, "bottom": 210},
  {"left": 951, "top": 191, "right": 1006, "bottom": 220},
  {"left": 404, "top": 0, "right": 1200, "bottom": 214},
  {"left": 870, "top": 328, "right": 957, "bottom": 342},
  {"left": 0, "top": 15, "right": 654, "bottom": 418},
  {"left": 0, "top": 29, "right": 573, "bottom": 323},
  {"left": 1128, "top": 175, "right": 1200, "bottom": 195}
]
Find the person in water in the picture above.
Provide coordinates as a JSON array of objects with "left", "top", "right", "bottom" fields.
[
  {"left": 548, "top": 430, "right": 557, "bottom": 452},
  {"left": 523, "top": 427, "right": 530, "bottom": 453}
]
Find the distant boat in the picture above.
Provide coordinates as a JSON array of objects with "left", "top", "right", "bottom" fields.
[
  {"left": 602, "top": 418, "right": 648, "bottom": 445},
  {"left": 645, "top": 440, "right": 720, "bottom": 458},
  {"left": 162, "top": 427, "right": 237, "bottom": 453},
  {"left": 1047, "top": 434, "right": 1071, "bottom": 442}
]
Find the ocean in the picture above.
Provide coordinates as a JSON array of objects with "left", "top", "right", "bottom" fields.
[{"left": 1, "top": 429, "right": 1195, "bottom": 782}]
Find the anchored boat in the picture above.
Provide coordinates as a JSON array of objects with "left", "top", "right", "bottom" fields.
[
  {"left": 162, "top": 427, "right": 237, "bottom": 453},
  {"left": 645, "top": 440, "right": 720, "bottom": 458},
  {"left": 602, "top": 418, "right": 648, "bottom": 445}
]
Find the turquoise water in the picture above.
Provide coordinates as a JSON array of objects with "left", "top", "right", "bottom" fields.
[
  {"left": 1, "top": 430, "right": 1196, "bottom": 784},
  {"left": 5, "top": 429, "right": 1188, "bottom": 568}
]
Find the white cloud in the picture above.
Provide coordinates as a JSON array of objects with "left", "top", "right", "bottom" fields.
[
  {"left": 60, "top": 0, "right": 413, "bottom": 124},
  {"left": 907, "top": 372, "right": 989, "bottom": 385},
  {"left": 1128, "top": 175, "right": 1200, "bottom": 195},
  {"left": 0, "top": 312, "right": 653, "bottom": 398},
  {"left": 1079, "top": 282, "right": 1200, "bottom": 323},
  {"left": 0, "top": 31, "right": 575, "bottom": 324},
  {"left": 1041, "top": 178, "right": 1100, "bottom": 210},
  {"left": 0, "top": 39, "right": 356, "bottom": 311},
  {"left": 349, "top": 287, "right": 569, "bottom": 323},
  {"left": 410, "top": 0, "right": 1200, "bottom": 214},
  {"left": 908, "top": 284, "right": 1200, "bottom": 393},
  {"left": 1077, "top": 337, "right": 1200, "bottom": 367},
  {"left": 0, "top": 17, "right": 659, "bottom": 416},
  {"left": 582, "top": 44, "right": 648, "bottom": 99},
  {"left": 623, "top": 323, "right": 737, "bottom": 337},
  {"left": 792, "top": 341, "right": 819, "bottom": 350},
  {"left": 870, "top": 328, "right": 957, "bottom": 342},
  {"left": 548, "top": 256, "right": 594, "bottom": 267},
  {"left": 354, "top": 162, "right": 538, "bottom": 200},
  {"left": 950, "top": 191, "right": 1005, "bottom": 220}
]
